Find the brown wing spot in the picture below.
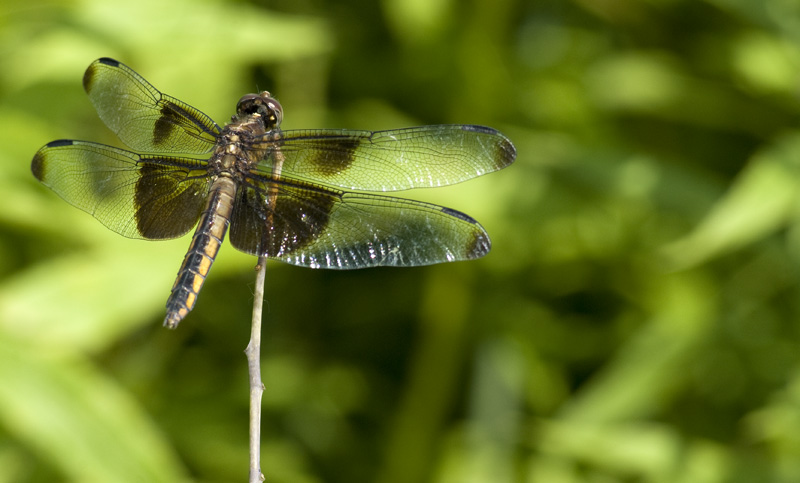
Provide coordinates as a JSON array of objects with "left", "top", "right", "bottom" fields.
[
  {"left": 82, "top": 64, "right": 98, "bottom": 93},
  {"left": 494, "top": 137, "right": 517, "bottom": 170},
  {"left": 31, "top": 151, "right": 50, "bottom": 182},
  {"left": 153, "top": 102, "right": 183, "bottom": 147},
  {"left": 230, "top": 183, "right": 336, "bottom": 257},
  {"left": 466, "top": 230, "right": 491, "bottom": 259},
  {"left": 82, "top": 58, "right": 119, "bottom": 93},
  {"left": 135, "top": 163, "right": 168, "bottom": 237},
  {"left": 460, "top": 125, "right": 517, "bottom": 170},
  {"left": 270, "top": 192, "right": 336, "bottom": 255},
  {"left": 441, "top": 207, "right": 490, "bottom": 259},
  {"left": 310, "top": 137, "right": 360, "bottom": 177},
  {"left": 134, "top": 163, "right": 203, "bottom": 239},
  {"left": 31, "top": 140, "right": 74, "bottom": 181},
  {"left": 30, "top": 152, "right": 46, "bottom": 181}
]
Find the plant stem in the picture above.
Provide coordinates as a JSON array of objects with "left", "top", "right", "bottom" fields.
[
  {"left": 246, "top": 257, "right": 267, "bottom": 483},
  {"left": 247, "top": 111, "right": 283, "bottom": 482}
]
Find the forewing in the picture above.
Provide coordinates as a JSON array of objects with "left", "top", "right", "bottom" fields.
[
  {"left": 83, "top": 57, "right": 220, "bottom": 154},
  {"left": 255, "top": 125, "right": 516, "bottom": 191},
  {"left": 31, "top": 140, "right": 210, "bottom": 239}
]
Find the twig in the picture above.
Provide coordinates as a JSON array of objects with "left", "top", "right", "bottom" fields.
[
  {"left": 245, "top": 256, "right": 267, "bottom": 482},
  {"left": 247, "top": 95, "right": 283, "bottom": 481}
]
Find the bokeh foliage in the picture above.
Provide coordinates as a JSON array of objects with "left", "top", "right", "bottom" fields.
[{"left": 2, "top": 0, "right": 800, "bottom": 481}]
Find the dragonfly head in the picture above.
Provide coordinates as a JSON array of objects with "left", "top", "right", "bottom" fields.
[{"left": 235, "top": 91, "right": 283, "bottom": 129}]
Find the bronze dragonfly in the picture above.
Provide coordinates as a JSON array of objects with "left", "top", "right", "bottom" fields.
[{"left": 32, "top": 58, "right": 516, "bottom": 328}]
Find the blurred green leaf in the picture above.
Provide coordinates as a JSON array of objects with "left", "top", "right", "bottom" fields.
[
  {"left": 0, "top": 336, "right": 186, "bottom": 482},
  {"left": 662, "top": 133, "right": 800, "bottom": 270}
]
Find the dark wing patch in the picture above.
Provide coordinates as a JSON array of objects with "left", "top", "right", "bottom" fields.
[
  {"left": 153, "top": 102, "right": 183, "bottom": 147},
  {"left": 134, "top": 161, "right": 211, "bottom": 239},
  {"left": 306, "top": 135, "right": 360, "bottom": 177},
  {"left": 229, "top": 178, "right": 336, "bottom": 257}
]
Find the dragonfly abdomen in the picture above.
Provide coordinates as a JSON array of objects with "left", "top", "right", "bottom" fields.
[{"left": 164, "top": 177, "right": 237, "bottom": 328}]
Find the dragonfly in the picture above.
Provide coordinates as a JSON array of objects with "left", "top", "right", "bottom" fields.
[{"left": 31, "top": 58, "right": 516, "bottom": 328}]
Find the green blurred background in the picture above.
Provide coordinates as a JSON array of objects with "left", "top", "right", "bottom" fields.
[{"left": 2, "top": 0, "right": 800, "bottom": 481}]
